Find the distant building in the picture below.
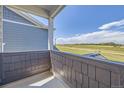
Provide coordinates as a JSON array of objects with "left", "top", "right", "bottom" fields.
[
  {"left": 82, "top": 53, "right": 108, "bottom": 61},
  {"left": 0, "top": 6, "right": 48, "bottom": 52}
]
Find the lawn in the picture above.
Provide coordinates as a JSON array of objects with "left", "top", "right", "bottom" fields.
[{"left": 56, "top": 44, "right": 124, "bottom": 62}]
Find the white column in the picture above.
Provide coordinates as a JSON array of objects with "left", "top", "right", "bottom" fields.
[
  {"left": 48, "top": 17, "right": 54, "bottom": 50},
  {"left": 0, "top": 6, "right": 3, "bottom": 52}
]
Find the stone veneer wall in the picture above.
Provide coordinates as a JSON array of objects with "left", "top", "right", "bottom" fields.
[
  {"left": 0, "top": 50, "right": 124, "bottom": 88},
  {"left": 0, "top": 51, "right": 51, "bottom": 85},
  {"left": 50, "top": 50, "right": 124, "bottom": 88}
]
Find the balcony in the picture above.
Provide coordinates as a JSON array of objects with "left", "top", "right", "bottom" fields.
[{"left": 0, "top": 50, "right": 124, "bottom": 88}]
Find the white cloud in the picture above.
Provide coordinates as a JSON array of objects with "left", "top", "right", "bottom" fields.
[
  {"left": 56, "top": 19, "right": 124, "bottom": 44},
  {"left": 99, "top": 19, "right": 124, "bottom": 30},
  {"left": 56, "top": 31, "right": 124, "bottom": 44}
]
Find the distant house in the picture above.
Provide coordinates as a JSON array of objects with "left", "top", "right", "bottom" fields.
[
  {"left": 82, "top": 53, "right": 108, "bottom": 61},
  {"left": 0, "top": 6, "right": 48, "bottom": 52}
]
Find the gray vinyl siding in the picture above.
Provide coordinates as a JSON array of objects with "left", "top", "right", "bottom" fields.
[
  {"left": 3, "top": 6, "right": 35, "bottom": 25},
  {"left": 3, "top": 21, "right": 48, "bottom": 52}
]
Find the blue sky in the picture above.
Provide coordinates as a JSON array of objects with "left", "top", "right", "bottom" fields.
[{"left": 54, "top": 6, "right": 124, "bottom": 44}]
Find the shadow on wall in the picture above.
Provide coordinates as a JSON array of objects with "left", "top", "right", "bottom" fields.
[{"left": 53, "top": 46, "right": 59, "bottom": 51}]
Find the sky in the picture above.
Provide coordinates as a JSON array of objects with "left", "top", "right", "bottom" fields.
[{"left": 54, "top": 5, "right": 124, "bottom": 44}]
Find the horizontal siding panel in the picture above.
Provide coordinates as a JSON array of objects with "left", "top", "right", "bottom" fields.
[
  {"left": 3, "top": 22, "right": 48, "bottom": 52},
  {"left": 3, "top": 6, "right": 35, "bottom": 25}
]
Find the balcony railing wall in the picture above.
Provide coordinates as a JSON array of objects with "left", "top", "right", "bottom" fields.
[
  {"left": 50, "top": 50, "right": 124, "bottom": 88},
  {"left": 0, "top": 50, "right": 124, "bottom": 88},
  {"left": 0, "top": 51, "right": 51, "bottom": 85}
]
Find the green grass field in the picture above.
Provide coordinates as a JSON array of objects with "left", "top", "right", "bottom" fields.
[{"left": 56, "top": 44, "right": 124, "bottom": 62}]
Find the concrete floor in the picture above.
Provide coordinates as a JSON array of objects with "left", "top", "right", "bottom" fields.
[{"left": 1, "top": 71, "right": 69, "bottom": 88}]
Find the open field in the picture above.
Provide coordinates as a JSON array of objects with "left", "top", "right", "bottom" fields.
[{"left": 56, "top": 44, "right": 124, "bottom": 62}]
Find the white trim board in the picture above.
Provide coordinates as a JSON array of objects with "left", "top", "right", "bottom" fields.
[
  {"left": 3, "top": 19, "right": 48, "bottom": 30},
  {"left": 6, "top": 6, "right": 48, "bottom": 29},
  {"left": 0, "top": 6, "right": 3, "bottom": 52}
]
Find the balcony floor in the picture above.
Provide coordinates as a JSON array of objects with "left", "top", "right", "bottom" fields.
[{"left": 1, "top": 71, "right": 69, "bottom": 88}]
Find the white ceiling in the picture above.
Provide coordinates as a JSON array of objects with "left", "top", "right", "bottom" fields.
[
  {"left": 7, "top": 5, "right": 65, "bottom": 19},
  {"left": 39, "top": 5, "right": 59, "bottom": 12}
]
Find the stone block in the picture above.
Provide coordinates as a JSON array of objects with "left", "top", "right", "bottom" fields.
[
  {"left": 73, "top": 61, "right": 82, "bottom": 73},
  {"left": 67, "top": 67, "right": 72, "bottom": 82},
  {"left": 99, "top": 83, "right": 108, "bottom": 88},
  {"left": 71, "top": 80, "right": 77, "bottom": 88},
  {"left": 62, "top": 57, "right": 66, "bottom": 65},
  {"left": 68, "top": 59, "right": 73, "bottom": 68},
  {"left": 9, "top": 63, "right": 15, "bottom": 71},
  {"left": 111, "top": 72, "right": 120, "bottom": 88},
  {"left": 77, "top": 83, "right": 82, "bottom": 88},
  {"left": 89, "top": 78, "right": 98, "bottom": 88},
  {"left": 71, "top": 69, "right": 76, "bottom": 81},
  {"left": 82, "top": 63, "right": 88, "bottom": 75},
  {"left": 75, "top": 71, "right": 83, "bottom": 84},
  {"left": 82, "top": 75, "right": 88, "bottom": 88},
  {"left": 88, "top": 65, "right": 95, "bottom": 79},
  {"left": 96, "top": 67, "right": 110, "bottom": 86},
  {"left": 12, "top": 56, "right": 19, "bottom": 62},
  {"left": 2, "top": 56, "right": 12, "bottom": 63},
  {"left": 3, "top": 64, "right": 10, "bottom": 71},
  {"left": 63, "top": 66, "right": 68, "bottom": 80}
]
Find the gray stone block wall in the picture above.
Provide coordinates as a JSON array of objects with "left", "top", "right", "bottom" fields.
[
  {"left": 0, "top": 50, "right": 124, "bottom": 87},
  {"left": 0, "top": 51, "right": 51, "bottom": 85},
  {"left": 50, "top": 50, "right": 124, "bottom": 88}
]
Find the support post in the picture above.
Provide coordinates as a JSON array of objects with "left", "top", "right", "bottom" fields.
[
  {"left": 48, "top": 17, "right": 54, "bottom": 50},
  {"left": 0, "top": 6, "right": 3, "bottom": 52}
]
